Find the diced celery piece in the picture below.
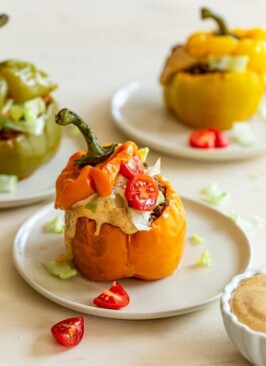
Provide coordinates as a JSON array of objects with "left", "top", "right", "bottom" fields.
[
  {"left": 195, "top": 251, "right": 212, "bottom": 267},
  {"left": 23, "top": 97, "right": 46, "bottom": 122},
  {"left": 42, "top": 261, "right": 77, "bottom": 280},
  {"left": 0, "top": 174, "right": 18, "bottom": 193},
  {"left": 45, "top": 216, "right": 65, "bottom": 234}
]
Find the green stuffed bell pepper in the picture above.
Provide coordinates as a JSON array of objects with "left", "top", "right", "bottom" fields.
[{"left": 0, "top": 60, "right": 61, "bottom": 179}]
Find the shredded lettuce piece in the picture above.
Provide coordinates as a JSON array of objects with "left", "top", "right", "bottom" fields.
[
  {"left": 127, "top": 207, "right": 151, "bottom": 231},
  {"left": 228, "top": 210, "right": 266, "bottom": 231},
  {"left": 258, "top": 104, "right": 266, "bottom": 120},
  {"left": 190, "top": 233, "right": 204, "bottom": 245},
  {"left": 251, "top": 216, "right": 266, "bottom": 229},
  {"left": 145, "top": 158, "right": 161, "bottom": 177},
  {"left": 1, "top": 98, "right": 14, "bottom": 114},
  {"left": 208, "top": 55, "right": 249, "bottom": 72},
  {"left": 0, "top": 174, "right": 18, "bottom": 193},
  {"left": 195, "top": 251, "right": 212, "bottom": 267},
  {"left": 156, "top": 191, "right": 165, "bottom": 205},
  {"left": 45, "top": 216, "right": 65, "bottom": 234},
  {"left": 138, "top": 147, "right": 149, "bottom": 163},
  {"left": 9, "top": 104, "right": 24, "bottom": 121},
  {"left": 201, "top": 182, "right": 229, "bottom": 206},
  {"left": 0, "top": 97, "right": 47, "bottom": 135},
  {"left": 249, "top": 171, "right": 266, "bottom": 180},
  {"left": 231, "top": 123, "right": 257, "bottom": 147},
  {"left": 0, "top": 115, "right": 45, "bottom": 135},
  {"left": 23, "top": 97, "right": 46, "bottom": 121},
  {"left": 42, "top": 261, "right": 77, "bottom": 280}
]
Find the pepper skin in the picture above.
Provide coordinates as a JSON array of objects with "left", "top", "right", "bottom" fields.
[
  {"left": 160, "top": 8, "right": 266, "bottom": 130},
  {"left": 0, "top": 60, "right": 57, "bottom": 103},
  {"left": 164, "top": 70, "right": 264, "bottom": 130},
  {"left": 0, "top": 102, "right": 61, "bottom": 179},
  {"left": 71, "top": 176, "right": 186, "bottom": 281}
]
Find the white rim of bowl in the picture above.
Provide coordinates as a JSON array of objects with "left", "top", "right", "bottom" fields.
[{"left": 220, "top": 266, "right": 266, "bottom": 337}]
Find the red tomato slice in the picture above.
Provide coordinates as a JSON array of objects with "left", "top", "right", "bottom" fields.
[
  {"left": 189, "top": 128, "right": 229, "bottom": 149},
  {"left": 51, "top": 317, "right": 84, "bottom": 347},
  {"left": 93, "top": 281, "right": 130, "bottom": 310},
  {"left": 120, "top": 155, "right": 144, "bottom": 179},
  {"left": 125, "top": 174, "right": 159, "bottom": 211}
]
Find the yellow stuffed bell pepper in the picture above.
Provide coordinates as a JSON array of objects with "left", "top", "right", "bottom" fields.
[{"left": 160, "top": 8, "right": 266, "bottom": 130}]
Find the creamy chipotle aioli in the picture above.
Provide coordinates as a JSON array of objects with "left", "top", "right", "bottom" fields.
[{"left": 230, "top": 274, "right": 266, "bottom": 333}]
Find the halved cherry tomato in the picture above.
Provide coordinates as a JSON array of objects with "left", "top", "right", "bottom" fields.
[
  {"left": 51, "top": 317, "right": 84, "bottom": 347},
  {"left": 125, "top": 174, "right": 159, "bottom": 211},
  {"left": 189, "top": 128, "right": 229, "bottom": 149},
  {"left": 93, "top": 281, "right": 130, "bottom": 310},
  {"left": 209, "top": 128, "right": 229, "bottom": 148},
  {"left": 120, "top": 155, "right": 144, "bottom": 179}
]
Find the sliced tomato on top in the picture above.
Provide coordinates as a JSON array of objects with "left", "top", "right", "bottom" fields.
[
  {"left": 189, "top": 128, "right": 229, "bottom": 149},
  {"left": 125, "top": 174, "right": 159, "bottom": 211},
  {"left": 120, "top": 155, "right": 145, "bottom": 179},
  {"left": 51, "top": 317, "right": 84, "bottom": 347},
  {"left": 93, "top": 281, "right": 130, "bottom": 310}
]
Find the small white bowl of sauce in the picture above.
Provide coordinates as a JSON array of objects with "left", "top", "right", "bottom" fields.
[{"left": 221, "top": 267, "right": 266, "bottom": 366}]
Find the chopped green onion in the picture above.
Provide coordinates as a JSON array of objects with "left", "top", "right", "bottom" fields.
[
  {"left": 45, "top": 216, "right": 65, "bottom": 234},
  {"left": 138, "top": 147, "right": 149, "bottom": 163},
  {"left": 42, "top": 261, "right": 77, "bottom": 280},
  {"left": 201, "top": 182, "right": 229, "bottom": 206},
  {"left": 232, "top": 123, "right": 257, "bottom": 147},
  {"left": 190, "top": 233, "right": 204, "bottom": 245},
  {"left": 0, "top": 174, "right": 18, "bottom": 193},
  {"left": 195, "top": 251, "right": 212, "bottom": 267}
]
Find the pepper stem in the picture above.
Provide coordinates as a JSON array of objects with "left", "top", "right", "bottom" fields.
[
  {"left": 201, "top": 8, "right": 237, "bottom": 38},
  {"left": 0, "top": 14, "right": 8, "bottom": 28},
  {"left": 55, "top": 108, "right": 117, "bottom": 167}
]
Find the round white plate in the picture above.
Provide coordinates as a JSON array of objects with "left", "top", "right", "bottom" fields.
[
  {"left": 111, "top": 78, "right": 266, "bottom": 161},
  {"left": 13, "top": 196, "right": 252, "bottom": 320},
  {"left": 0, "top": 131, "right": 82, "bottom": 209}
]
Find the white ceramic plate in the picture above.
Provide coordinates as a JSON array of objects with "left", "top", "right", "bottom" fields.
[
  {"left": 13, "top": 196, "right": 252, "bottom": 320},
  {"left": 111, "top": 78, "right": 266, "bottom": 161},
  {"left": 0, "top": 131, "right": 82, "bottom": 209}
]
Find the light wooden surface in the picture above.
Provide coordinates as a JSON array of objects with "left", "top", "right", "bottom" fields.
[{"left": 1, "top": 0, "right": 266, "bottom": 365}]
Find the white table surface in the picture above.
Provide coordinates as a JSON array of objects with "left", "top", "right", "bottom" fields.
[{"left": 1, "top": 0, "right": 266, "bottom": 365}]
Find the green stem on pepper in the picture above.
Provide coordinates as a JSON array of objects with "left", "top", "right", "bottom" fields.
[
  {"left": 0, "top": 14, "right": 8, "bottom": 28},
  {"left": 55, "top": 108, "right": 117, "bottom": 167},
  {"left": 201, "top": 8, "right": 238, "bottom": 39}
]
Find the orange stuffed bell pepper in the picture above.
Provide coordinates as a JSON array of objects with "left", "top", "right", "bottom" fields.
[
  {"left": 55, "top": 108, "right": 186, "bottom": 281},
  {"left": 160, "top": 8, "right": 266, "bottom": 130}
]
